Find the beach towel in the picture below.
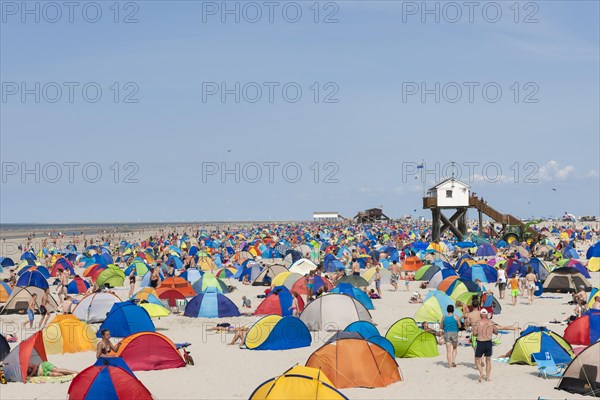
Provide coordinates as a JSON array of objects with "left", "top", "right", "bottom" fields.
[{"left": 29, "top": 374, "right": 76, "bottom": 384}]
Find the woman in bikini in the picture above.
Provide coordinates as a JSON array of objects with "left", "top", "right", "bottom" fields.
[{"left": 96, "top": 329, "right": 121, "bottom": 358}]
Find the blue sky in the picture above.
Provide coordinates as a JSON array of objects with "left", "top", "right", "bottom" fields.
[{"left": 1, "top": 1, "right": 598, "bottom": 223}]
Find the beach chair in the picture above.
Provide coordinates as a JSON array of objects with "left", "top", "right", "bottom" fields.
[{"left": 531, "top": 352, "right": 566, "bottom": 379}]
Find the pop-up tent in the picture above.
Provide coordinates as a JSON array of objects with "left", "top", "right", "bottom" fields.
[
  {"left": 67, "top": 277, "right": 90, "bottom": 294},
  {"left": 300, "top": 293, "right": 372, "bottom": 331},
  {"left": 415, "top": 290, "right": 462, "bottom": 323},
  {"left": 43, "top": 314, "right": 97, "bottom": 354},
  {"left": 111, "top": 332, "right": 185, "bottom": 371},
  {"left": 305, "top": 334, "right": 401, "bottom": 388},
  {"left": 556, "top": 341, "right": 599, "bottom": 397},
  {"left": 253, "top": 264, "right": 288, "bottom": 286},
  {"left": 1, "top": 286, "right": 59, "bottom": 315},
  {"left": 73, "top": 292, "right": 122, "bottom": 323},
  {"left": 255, "top": 286, "right": 304, "bottom": 317},
  {"left": 3, "top": 331, "right": 47, "bottom": 383},
  {"left": 0, "top": 334, "right": 10, "bottom": 361},
  {"left": 563, "top": 309, "right": 600, "bottom": 346},
  {"left": 67, "top": 357, "right": 153, "bottom": 400},
  {"left": 249, "top": 365, "right": 347, "bottom": 400},
  {"left": 329, "top": 283, "right": 374, "bottom": 310},
  {"left": 184, "top": 289, "right": 240, "bottom": 318},
  {"left": 509, "top": 326, "right": 573, "bottom": 365},
  {"left": 97, "top": 301, "right": 155, "bottom": 338},
  {"left": 245, "top": 315, "right": 311, "bottom": 351},
  {"left": 543, "top": 267, "right": 592, "bottom": 293},
  {"left": 385, "top": 317, "right": 439, "bottom": 358}
]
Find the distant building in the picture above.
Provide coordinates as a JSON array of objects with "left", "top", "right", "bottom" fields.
[
  {"left": 313, "top": 212, "right": 341, "bottom": 222},
  {"left": 354, "top": 208, "right": 390, "bottom": 223},
  {"left": 425, "top": 177, "right": 470, "bottom": 208}
]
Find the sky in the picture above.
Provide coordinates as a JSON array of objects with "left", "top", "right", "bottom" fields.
[{"left": 1, "top": 0, "right": 599, "bottom": 223}]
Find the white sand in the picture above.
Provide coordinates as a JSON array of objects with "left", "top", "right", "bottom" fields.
[{"left": 0, "top": 228, "right": 597, "bottom": 399}]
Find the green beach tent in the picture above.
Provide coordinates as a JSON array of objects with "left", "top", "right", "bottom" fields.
[
  {"left": 385, "top": 317, "right": 439, "bottom": 358},
  {"left": 97, "top": 268, "right": 126, "bottom": 288}
]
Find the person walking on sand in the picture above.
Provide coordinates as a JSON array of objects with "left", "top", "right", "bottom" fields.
[
  {"left": 22, "top": 293, "right": 37, "bottom": 330},
  {"left": 38, "top": 288, "right": 51, "bottom": 329},
  {"left": 403, "top": 271, "right": 410, "bottom": 291},
  {"left": 441, "top": 304, "right": 461, "bottom": 368},
  {"left": 374, "top": 267, "right": 382, "bottom": 298},
  {"left": 128, "top": 269, "right": 136, "bottom": 299},
  {"left": 473, "top": 309, "right": 497, "bottom": 382},
  {"left": 289, "top": 292, "right": 300, "bottom": 317},
  {"left": 390, "top": 261, "right": 400, "bottom": 291},
  {"left": 497, "top": 265, "right": 507, "bottom": 299},
  {"left": 525, "top": 266, "right": 537, "bottom": 304},
  {"left": 508, "top": 274, "right": 520, "bottom": 306}
]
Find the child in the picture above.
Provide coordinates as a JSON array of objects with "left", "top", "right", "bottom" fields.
[
  {"left": 242, "top": 296, "right": 251, "bottom": 308},
  {"left": 508, "top": 274, "right": 520, "bottom": 306},
  {"left": 369, "top": 289, "right": 381, "bottom": 299},
  {"left": 404, "top": 272, "right": 410, "bottom": 291},
  {"left": 409, "top": 292, "right": 423, "bottom": 303}
]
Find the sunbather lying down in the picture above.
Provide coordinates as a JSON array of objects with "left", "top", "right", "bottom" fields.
[
  {"left": 27, "top": 362, "right": 77, "bottom": 378},
  {"left": 206, "top": 323, "right": 250, "bottom": 347}
]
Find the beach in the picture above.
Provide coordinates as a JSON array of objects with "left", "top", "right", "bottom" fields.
[{"left": 0, "top": 223, "right": 598, "bottom": 400}]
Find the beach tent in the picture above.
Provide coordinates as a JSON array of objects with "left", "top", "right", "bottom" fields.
[
  {"left": 289, "top": 259, "right": 318, "bottom": 275},
  {"left": 197, "top": 256, "right": 217, "bottom": 271},
  {"left": 97, "top": 301, "right": 155, "bottom": 338},
  {"left": 184, "top": 289, "right": 240, "bottom": 318},
  {"left": 214, "top": 267, "right": 236, "bottom": 279},
  {"left": 508, "top": 326, "right": 574, "bottom": 365},
  {"left": 328, "top": 331, "right": 395, "bottom": 359},
  {"left": 272, "top": 271, "right": 303, "bottom": 290},
  {"left": 563, "top": 309, "right": 600, "bottom": 346},
  {"left": 443, "top": 279, "right": 480, "bottom": 300},
  {"left": 191, "top": 272, "right": 228, "bottom": 294},
  {"left": 543, "top": 267, "right": 592, "bottom": 293},
  {"left": 323, "top": 254, "right": 346, "bottom": 273},
  {"left": 253, "top": 264, "right": 288, "bottom": 286},
  {"left": 249, "top": 365, "right": 347, "bottom": 400},
  {"left": 0, "top": 257, "right": 15, "bottom": 268},
  {"left": 586, "top": 241, "right": 600, "bottom": 272},
  {"left": 238, "top": 261, "right": 262, "bottom": 282},
  {"left": 96, "top": 268, "right": 125, "bottom": 288},
  {"left": 476, "top": 243, "right": 496, "bottom": 257},
  {"left": 124, "top": 260, "right": 149, "bottom": 277},
  {"left": 385, "top": 317, "right": 439, "bottom": 358},
  {"left": 16, "top": 269, "right": 49, "bottom": 290},
  {"left": 20, "top": 251, "right": 37, "bottom": 260},
  {"left": 131, "top": 288, "right": 163, "bottom": 306},
  {"left": 43, "top": 314, "right": 97, "bottom": 354},
  {"left": 336, "top": 274, "right": 369, "bottom": 288},
  {"left": 111, "top": 332, "right": 185, "bottom": 371},
  {"left": 73, "top": 292, "right": 122, "bottom": 323},
  {"left": 305, "top": 335, "right": 401, "bottom": 388},
  {"left": 245, "top": 315, "right": 311, "bottom": 350},
  {"left": 51, "top": 258, "right": 75, "bottom": 276},
  {"left": 179, "top": 268, "right": 203, "bottom": 284},
  {"left": 157, "top": 277, "right": 195, "bottom": 297},
  {"left": 556, "top": 341, "right": 600, "bottom": 397},
  {"left": 140, "top": 302, "right": 170, "bottom": 318},
  {"left": 329, "top": 283, "right": 374, "bottom": 310},
  {"left": 558, "top": 259, "right": 592, "bottom": 278},
  {"left": 436, "top": 276, "right": 460, "bottom": 292},
  {"left": 67, "top": 277, "right": 90, "bottom": 294},
  {"left": 415, "top": 290, "right": 461, "bottom": 323},
  {"left": 402, "top": 256, "right": 423, "bottom": 271},
  {"left": 292, "top": 275, "right": 333, "bottom": 297},
  {"left": 300, "top": 294, "right": 372, "bottom": 331},
  {"left": 1, "top": 286, "right": 59, "bottom": 314},
  {"left": 255, "top": 286, "right": 304, "bottom": 317},
  {"left": 3, "top": 331, "right": 47, "bottom": 383},
  {"left": 588, "top": 287, "right": 600, "bottom": 309},
  {"left": 0, "top": 334, "right": 10, "bottom": 361},
  {"left": 459, "top": 263, "right": 497, "bottom": 283},
  {"left": 344, "top": 321, "right": 380, "bottom": 340},
  {"left": 156, "top": 288, "right": 187, "bottom": 307},
  {"left": 67, "top": 357, "right": 153, "bottom": 400},
  {"left": 0, "top": 281, "right": 13, "bottom": 302}
]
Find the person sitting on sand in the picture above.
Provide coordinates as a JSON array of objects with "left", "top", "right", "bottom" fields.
[
  {"left": 422, "top": 322, "right": 443, "bottom": 345},
  {"left": 409, "top": 292, "right": 423, "bottom": 303},
  {"left": 61, "top": 296, "right": 74, "bottom": 314},
  {"left": 574, "top": 286, "right": 587, "bottom": 304},
  {"left": 242, "top": 275, "right": 250, "bottom": 285},
  {"left": 368, "top": 289, "right": 381, "bottom": 299},
  {"left": 242, "top": 296, "right": 251, "bottom": 308},
  {"left": 27, "top": 362, "right": 77, "bottom": 378},
  {"left": 592, "top": 295, "right": 600, "bottom": 310},
  {"left": 227, "top": 327, "right": 250, "bottom": 347}
]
